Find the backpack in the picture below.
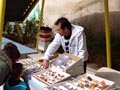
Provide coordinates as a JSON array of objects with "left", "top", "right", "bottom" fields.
[
  {"left": 0, "top": 60, "right": 10, "bottom": 85},
  {"left": 0, "top": 51, "right": 12, "bottom": 86}
]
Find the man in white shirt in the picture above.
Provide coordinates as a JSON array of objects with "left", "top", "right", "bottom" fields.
[{"left": 42, "top": 17, "right": 88, "bottom": 73}]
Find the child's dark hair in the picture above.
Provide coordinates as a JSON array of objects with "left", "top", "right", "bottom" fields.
[
  {"left": 11, "top": 63, "right": 23, "bottom": 79},
  {"left": 3, "top": 42, "right": 20, "bottom": 63}
]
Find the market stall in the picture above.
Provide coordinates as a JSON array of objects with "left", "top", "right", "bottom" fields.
[
  {"left": 17, "top": 53, "right": 116, "bottom": 90},
  {"left": 0, "top": 0, "right": 117, "bottom": 89}
]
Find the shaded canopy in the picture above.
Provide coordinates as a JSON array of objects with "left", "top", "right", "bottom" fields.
[{"left": 5, "top": 0, "right": 39, "bottom": 22}]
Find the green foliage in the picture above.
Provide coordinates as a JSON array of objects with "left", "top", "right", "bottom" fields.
[
  {"left": 23, "top": 18, "right": 37, "bottom": 44},
  {"left": 3, "top": 17, "right": 38, "bottom": 45},
  {"left": 4, "top": 23, "right": 12, "bottom": 34}
]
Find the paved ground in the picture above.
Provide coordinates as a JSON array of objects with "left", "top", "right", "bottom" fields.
[{"left": 87, "top": 63, "right": 99, "bottom": 75}]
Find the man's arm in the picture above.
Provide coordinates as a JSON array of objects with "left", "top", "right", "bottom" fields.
[
  {"left": 77, "top": 31, "right": 88, "bottom": 61},
  {"left": 42, "top": 33, "right": 61, "bottom": 69}
]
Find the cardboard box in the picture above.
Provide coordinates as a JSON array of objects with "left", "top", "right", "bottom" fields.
[
  {"left": 73, "top": 73, "right": 116, "bottom": 90},
  {"left": 44, "top": 81, "right": 79, "bottom": 90},
  {"left": 33, "top": 67, "right": 70, "bottom": 86},
  {"left": 50, "top": 53, "right": 84, "bottom": 76},
  {"left": 44, "top": 73, "right": 115, "bottom": 90}
]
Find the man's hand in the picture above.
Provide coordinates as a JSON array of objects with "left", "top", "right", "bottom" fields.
[{"left": 41, "top": 59, "right": 49, "bottom": 69}]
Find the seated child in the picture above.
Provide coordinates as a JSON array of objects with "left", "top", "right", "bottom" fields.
[
  {"left": 0, "top": 42, "right": 20, "bottom": 85},
  {"left": 4, "top": 63, "right": 30, "bottom": 90}
]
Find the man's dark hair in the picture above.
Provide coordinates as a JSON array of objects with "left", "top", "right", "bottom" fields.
[
  {"left": 55, "top": 17, "right": 72, "bottom": 30},
  {"left": 3, "top": 42, "right": 20, "bottom": 63}
]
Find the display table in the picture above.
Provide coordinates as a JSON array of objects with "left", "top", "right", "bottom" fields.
[
  {"left": 45, "top": 73, "right": 115, "bottom": 90},
  {"left": 95, "top": 67, "right": 120, "bottom": 86},
  {"left": 1, "top": 37, "right": 37, "bottom": 55},
  {"left": 29, "top": 76, "right": 47, "bottom": 90},
  {"left": 21, "top": 54, "right": 116, "bottom": 90},
  {"left": 27, "top": 52, "right": 44, "bottom": 60}
]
